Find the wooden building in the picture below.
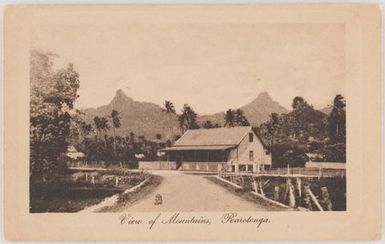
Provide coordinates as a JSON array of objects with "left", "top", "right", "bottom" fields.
[{"left": 162, "top": 126, "right": 271, "bottom": 172}]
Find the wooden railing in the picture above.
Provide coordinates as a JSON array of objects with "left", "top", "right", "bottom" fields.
[{"left": 220, "top": 166, "right": 345, "bottom": 178}]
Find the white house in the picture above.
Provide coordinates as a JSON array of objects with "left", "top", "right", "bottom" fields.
[{"left": 162, "top": 126, "right": 271, "bottom": 172}]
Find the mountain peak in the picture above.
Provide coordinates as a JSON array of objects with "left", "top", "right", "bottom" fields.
[
  {"left": 246, "top": 92, "right": 274, "bottom": 106},
  {"left": 238, "top": 92, "right": 288, "bottom": 125},
  {"left": 115, "top": 89, "right": 127, "bottom": 97},
  {"left": 110, "top": 89, "right": 134, "bottom": 106},
  {"left": 255, "top": 91, "right": 272, "bottom": 101}
]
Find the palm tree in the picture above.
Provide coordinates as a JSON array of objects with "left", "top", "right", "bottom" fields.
[
  {"left": 99, "top": 117, "right": 110, "bottom": 133},
  {"left": 163, "top": 100, "right": 176, "bottom": 114},
  {"left": 328, "top": 94, "right": 346, "bottom": 143},
  {"left": 234, "top": 109, "right": 250, "bottom": 126},
  {"left": 224, "top": 109, "right": 236, "bottom": 127},
  {"left": 93, "top": 116, "right": 102, "bottom": 139},
  {"left": 178, "top": 104, "right": 199, "bottom": 132},
  {"left": 80, "top": 122, "right": 93, "bottom": 137},
  {"left": 93, "top": 116, "right": 110, "bottom": 140},
  {"left": 110, "top": 110, "right": 122, "bottom": 162},
  {"left": 111, "top": 110, "right": 122, "bottom": 130},
  {"left": 162, "top": 100, "right": 177, "bottom": 140}
]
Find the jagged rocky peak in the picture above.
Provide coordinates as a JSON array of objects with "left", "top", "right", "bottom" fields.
[
  {"left": 253, "top": 91, "right": 273, "bottom": 102},
  {"left": 110, "top": 89, "right": 134, "bottom": 105},
  {"left": 243, "top": 91, "right": 282, "bottom": 109}
]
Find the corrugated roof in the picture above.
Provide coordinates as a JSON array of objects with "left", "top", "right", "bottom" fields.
[
  {"left": 162, "top": 145, "right": 236, "bottom": 151},
  {"left": 175, "top": 126, "right": 252, "bottom": 146}
]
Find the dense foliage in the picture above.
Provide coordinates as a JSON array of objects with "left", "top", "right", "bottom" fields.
[
  {"left": 255, "top": 95, "right": 346, "bottom": 167},
  {"left": 178, "top": 104, "right": 200, "bottom": 131},
  {"left": 74, "top": 133, "right": 166, "bottom": 166},
  {"left": 224, "top": 109, "right": 250, "bottom": 127},
  {"left": 30, "top": 50, "right": 80, "bottom": 182}
]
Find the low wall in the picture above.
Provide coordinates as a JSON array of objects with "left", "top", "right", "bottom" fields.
[
  {"left": 305, "top": 162, "right": 346, "bottom": 169},
  {"left": 139, "top": 161, "right": 176, "bottom": 170},
  {"left": 181, "top": 162, "right": 223, "bottom": 171}
]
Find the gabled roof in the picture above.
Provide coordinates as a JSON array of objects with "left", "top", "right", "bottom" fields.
[{"left": 174, "top": 126, "right": 252, "bottom": 147}]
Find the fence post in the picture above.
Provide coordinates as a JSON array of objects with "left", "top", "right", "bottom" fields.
[
  {"left": 252, "top": 179, "right": 258, "bottom": 193},
  {"left": 296, "top": 177, "right": 302, "bottom": 198},
  {"left": 92, "top": 176, "right": 95, "bottom": 185},
  {"left": 320, "top": 186, "right": 332, "bottom": 211},
  {"left": 307, "top": 187, "right": 324, "bottom": 211},
  {"left": 288, "top": 179, "right": 295, "bottom": 207},
  {"left": 258, "top": 179, "right": 265, "bottom": 196},
  {"left": 85, "top": 172, "right": 88, "bottom": 182},
  {"left": 287, "top": 164, "right": 290, "bottom": 175},
  {"left": 115, "top": 176, "right": 119, "bottom": 186},
  {"left": 273, "top": 185, "right": 280, "bottom": 201},
  {"left": 303, "top": 185, "right": 312, "bottom": 210}
]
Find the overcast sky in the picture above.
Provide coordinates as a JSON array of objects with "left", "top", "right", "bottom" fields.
[{"left": 31, "top": 23, "right": 345, "bottom": 114}]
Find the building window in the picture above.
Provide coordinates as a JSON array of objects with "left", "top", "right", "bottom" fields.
[
  {"left": 249, "top": 150, "right": 254, "bottom": 161},
  {"left": 249, "top": 133, "right": 253, "bottom": 142}
]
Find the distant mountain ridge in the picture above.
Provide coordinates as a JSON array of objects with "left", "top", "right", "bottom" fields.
[
  {"left": 81, "top": 89, "right": 289, "bottom": 140},
  {"left": 198, "top": 92, "right": 288, "bottom": 126},
  {"left": 81, "top": 89, "right": 180, "bottom": 140}
]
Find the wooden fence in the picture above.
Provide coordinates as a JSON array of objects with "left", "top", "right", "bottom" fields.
[
  {"left": 67, "top": 160, "right": 135, "bottom": 169},
  {"left": 217, "top": 167, "right": 346, "bottom": 211},
  {"left": 220, "top": 166, "right": 345, "bottom": 179}
]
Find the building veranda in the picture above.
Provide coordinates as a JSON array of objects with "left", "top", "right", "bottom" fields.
[{"left": 140, "top": 126, "right": 272, "bottom": 172}]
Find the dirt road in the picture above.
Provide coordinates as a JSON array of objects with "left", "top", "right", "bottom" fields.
[{"left": 123, "top": 170, "right": 274, "bottom": 212}]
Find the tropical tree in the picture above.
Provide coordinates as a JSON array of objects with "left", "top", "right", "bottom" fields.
[
  {"left": 328, "top": 94, "right": 346, "bottom": 144},
  {"left": 224, "top": 109, "right": 249, "bottom": 127},
  {"left": 255, "top": 95, "right": 343, "bottom": 166},
  {"left": 163, "top": 100, "right": 176, "bottom": 114},
  {"left": 110, "top": 110, "right": 122, "bottom": 161},
  {"left": 93, "top": 116, "right": 110, "bottom": 139},
  {"left": 292, "top": 96, "right": 309, "bottom": 110},
  {"left": 263, "top": 112, "right": 280, "bottom": 145},
  {"left": 111, "top": 110, "right": 122, "bottom": 131},
  {"left": 234, "top": 109, "right": 250, "bottom": 126},
  {"left": 155, "top": 133, "right": 164, "bottom": 149},
  {"left": 30, "top": 49, "right": 80, "bottom": 182},
  {"left": 202, "top": 120, "right": 220, "bottom": 129},
  {"left": 80, "top": 121, "right": 93, "bottom": 137},
  {"left": 224, "top": 109, "right": 236, "bottom": 127},
  {"left": 162, "top": 100, "right": 177, "bottom": 140},
  {"left": 178, "top": 104, "right": 200, "bottom": 132}
]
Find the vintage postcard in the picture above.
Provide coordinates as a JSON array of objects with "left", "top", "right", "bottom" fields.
[{"left": 3, "top": 4, "right": 382, "bottom": 241}]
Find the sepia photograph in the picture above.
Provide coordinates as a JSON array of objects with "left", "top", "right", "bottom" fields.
[
  {"left": 29, "top": 22, "right": 346, "bottom": 213},
  {"left": 4, "top": 4, "right": 382, "bottom": 241}
]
